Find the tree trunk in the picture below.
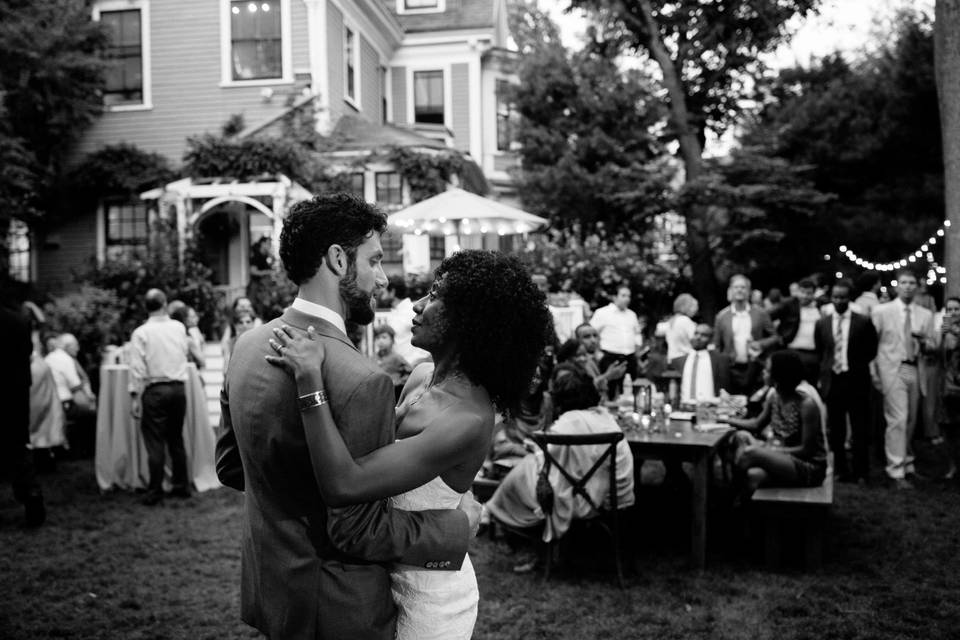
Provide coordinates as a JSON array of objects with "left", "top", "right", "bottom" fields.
[
  {"left": 937, "top": 0, "right": 960, "bottom": 297},
  {"left": 632, "top": 0, "right": 720, "bottom": 319}
]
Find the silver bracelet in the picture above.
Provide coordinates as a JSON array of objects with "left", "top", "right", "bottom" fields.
[{"left": 298, "top": 390, "right": 328, "bottom": 412}]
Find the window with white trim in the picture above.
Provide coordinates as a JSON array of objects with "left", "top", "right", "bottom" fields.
[
  {"left": 397, "top": 0, "right": 444, "bottom": 13},
  {"left": 7, "top": 220, "right": 30, "bottom": 283},
  {"left": 104, "top": 201, "right": 149, "bottom": 258},
  {"left": 344, "top": 26, "right": 358, "bottom": 104},
  {"left": 100, "top": 9, "right": 144, "bottom": 106},
  {"left": 375, "top": 172, "right": 402, "bottom": 206},
  {"left": 496, "top": 79, "right": 519, "bottom": 151},
  {"left": 230, "top": 0, "right": 282, "bottom": 80},
  {"left": 413, "top": 70, "right": 444, "bottom": 125}
]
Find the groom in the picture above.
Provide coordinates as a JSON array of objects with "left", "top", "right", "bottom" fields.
[{"left": 216, "top": 193, "right": 479, "bottom": 640}]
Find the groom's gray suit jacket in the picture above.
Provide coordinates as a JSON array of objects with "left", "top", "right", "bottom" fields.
[{"left": 216, "top": 307, "right": 468, "bottom": 640}]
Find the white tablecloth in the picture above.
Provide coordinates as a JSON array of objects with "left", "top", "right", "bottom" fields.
[{"left": 95, "top": 363, "right": 220, "bottom": 492}]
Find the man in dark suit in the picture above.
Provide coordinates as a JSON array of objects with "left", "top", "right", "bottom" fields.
[
  {"left": 815, "top": 279, "right": 879, "bottom": 482},
  {"left": 216, "top": 194, "right": 477, "bottom": 640},
  {"left": 713, "top": 274, "right": 779, "bottom": 395},
  {"left": 670, "top": 324, "right": 733, "bottom": 403},
  {"left": 770, "top": 279, "right": 821, "bottom": 384}
]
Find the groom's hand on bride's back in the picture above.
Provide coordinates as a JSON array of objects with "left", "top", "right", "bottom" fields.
[{"left": 457, "top": 491, "right": 482, "bottom": 538}]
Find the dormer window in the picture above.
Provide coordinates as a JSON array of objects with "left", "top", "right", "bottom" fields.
[{"left": 397, "top": 0, "right": 444, "bottom": 14}]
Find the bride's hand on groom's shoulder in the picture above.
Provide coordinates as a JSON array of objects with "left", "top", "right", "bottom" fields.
[{"left": 265, "top": 325, "right": 326, "bottom": 380}]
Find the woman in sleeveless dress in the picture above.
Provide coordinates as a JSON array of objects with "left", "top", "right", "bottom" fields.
[
  {"left": 266, "top": 251, "right": 551, "bottom": 639},
  {"left": 724, "top": 350, "right": 828, "bottom": 490}
]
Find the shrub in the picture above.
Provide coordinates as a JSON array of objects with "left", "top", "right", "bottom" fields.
[
  {"left": 75, "top": 219, "right": 222, "bottom": 340},
  {"left": 43, "top": 285, "right": 123, "bottom": 376}
]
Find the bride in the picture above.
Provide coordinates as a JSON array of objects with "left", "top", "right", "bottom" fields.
[{"left": 266, "top": 250, "right": 551, "bottom": 639}]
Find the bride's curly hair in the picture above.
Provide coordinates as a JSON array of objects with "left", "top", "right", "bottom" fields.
[{"left": 433, "top": 251, "right": 552, "bottom": 415}]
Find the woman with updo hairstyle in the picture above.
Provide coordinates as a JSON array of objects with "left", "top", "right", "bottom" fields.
[
  {"left": 725, "top": 350, "right": 828, "bottom": 490},
  {"left": 266, "top": 250, "right": 552, "bottom": 639}
]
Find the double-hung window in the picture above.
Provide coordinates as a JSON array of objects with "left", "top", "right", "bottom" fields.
[
  {"left": 375, "top": 172, "right": 402, "bottom": 206},
  {"left": 230, "top": 0, "right": 283, "bottom": 80},
  {"left": 413, "top": 70, "right": 444, "bottom": 125},
  {"left": 104, "top": 201, "right": 149, "bottom": 258},
  {"left": 344, "top": 27, "right": 358, "bottom": 105},
  {"left": 94, "top": 1, "right": 150, "bottom": 109},
  {"left": 496, "top": 79, "right": 518, "bottom": 151}
]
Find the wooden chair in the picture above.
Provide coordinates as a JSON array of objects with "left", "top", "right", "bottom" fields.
[{"left": 531, "top": 430, "right": 626, "bottom": 588}]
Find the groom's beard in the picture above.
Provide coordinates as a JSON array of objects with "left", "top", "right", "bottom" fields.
[{"left": 340, "top": 264, "right": 375, "bottom": 325}]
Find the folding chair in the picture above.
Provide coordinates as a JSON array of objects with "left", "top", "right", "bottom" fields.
[{"left": 531, "top": 430, "right": 625, "bottom": 588}]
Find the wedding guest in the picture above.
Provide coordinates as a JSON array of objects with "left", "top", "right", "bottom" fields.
[
  {"left": 220, "top": 296, "right": 260, "bottom": 368},
  {"left": 378, "top": 275, "right": 430, "bottom": 366},
  {"left": 373, "top": 324, "right": 412, "bottom": 392},
  {"left": 938, "top": 296, "right": 960, "bottom": 480},
  {"left": 713, "top": 274, "right": 778, "bottom": 395},
  {"left": 574, "top": 323, "right": 626, "bottom": 396},
  {"left": 485, "top": 364, "right": 634, "bottom": 563},
  {"left": 44, "top": 333, "right": 95, "bottom": 458},
  {"left": 129, "top": 289, "right": 192, "bottom": 505},
  {"left": 169, "top": 302, "right": 206, "bottom": 369},
  {"left": 670, "top": 324, "right": 733, "bottom": 405},
  {"left": 871, "top": 270, "right": 936, "bottom": 489},
  {"left": 854, "top": 273, "right": 882, "bottom": 316},
  {"left": 814, "top": 280, "right": 878, "bottom": 482},
  {"left": 590, "top": 286, "right": 642, "bottom": 400},
  {"left": 0, "top": 284, "right": 45, "bottom": 526},
  {"left": 770, "top": 279, "right": 821, "bottom": 384},
  {"left": 657, "top": 293, "right": 698, "bottom": 361},
  {"left": 724, "top": 351, "right": 828, "bottom": 491}
]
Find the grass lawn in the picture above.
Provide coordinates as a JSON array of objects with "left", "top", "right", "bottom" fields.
[{"left": 2, "top": 457, "right": 959, "bottom": 640}]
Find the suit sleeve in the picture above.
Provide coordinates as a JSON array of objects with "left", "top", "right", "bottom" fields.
[
  {"left": 215, "top": 376, "right": 245, "bottom": 491},
  {"left": 323, "top": 372, "right": 470, "bottom": 569}
]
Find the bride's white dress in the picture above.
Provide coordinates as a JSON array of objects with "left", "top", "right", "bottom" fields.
[{"left": 390, "top": 476, "right": 478, "bottom": 640}]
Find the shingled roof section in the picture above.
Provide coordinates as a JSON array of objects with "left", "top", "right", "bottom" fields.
[
  {"left": 382, "top": 0, "right": 494, "bottom": 33},
  {"left": 328, "top": 114, "right": 448, "bottom": 152}
]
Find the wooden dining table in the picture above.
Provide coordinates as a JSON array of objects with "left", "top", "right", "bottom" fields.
[{"left": 623, "top": 417, "right": 733, "bottom": 571}]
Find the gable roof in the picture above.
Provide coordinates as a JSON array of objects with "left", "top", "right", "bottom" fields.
[
  {"left": 382, "top": 0, "right": 494, "bottom": 33},
  {"left": 328, "top": 114, "right": 448, "bottom": 152}
]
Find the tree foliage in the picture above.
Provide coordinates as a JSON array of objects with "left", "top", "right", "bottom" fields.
[
  {"left": 508, "top": 0, "right": 674, "bottom": 236},
  {"left": 678, "top": 147, "right": 832, "bottom": 289},
  {"left": 567, "top": 0, "right": 821, "bottom": 317},
  {"left": 938, "top": 0, "right": 960, "bottom": 294},
  {"left": 0, "top": 0, "right": 107, "bottom": 215},
  {"left": 743, "top": 8, "right": 940, "bottom": 264}
]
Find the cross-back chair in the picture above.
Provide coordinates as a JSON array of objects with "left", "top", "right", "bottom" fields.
[{"left": 531, "top": 430, "right": 625, "bottom": 588}]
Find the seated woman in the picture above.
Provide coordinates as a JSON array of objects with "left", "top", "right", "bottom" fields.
[
  {"left": 485, "top": 363, "right": 635, "bottom": 544},
  {"left": 724, "top": 350, "right": 828, "bottom": 490}
]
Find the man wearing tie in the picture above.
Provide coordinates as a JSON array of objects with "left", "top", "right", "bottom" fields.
[
  {"left": 871, "top": 270, "right": 936, "bottom": 488},
  {"left": 815, "top": 280, "right": 878, "bottom": 483},
  {"left": 672, "top": 324, "right": 733, "bottom": 404}
]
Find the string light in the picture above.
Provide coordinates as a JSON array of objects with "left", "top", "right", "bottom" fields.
[{"left": 833, "top": 220, "right": 951, "bottom": 273}]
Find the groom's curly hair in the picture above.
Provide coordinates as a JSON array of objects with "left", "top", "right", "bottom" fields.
[{"left": 433, "top": 251, "right": 552, "bottom": 414}]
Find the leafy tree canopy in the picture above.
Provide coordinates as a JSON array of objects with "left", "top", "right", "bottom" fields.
[
  {"left": 508, "top": 0, "right": 675, "bottom": 236},
  {"left": 742, "top": 8, "right": 940, "bottom": 264}
]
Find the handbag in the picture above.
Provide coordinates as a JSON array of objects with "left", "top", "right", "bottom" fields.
[{"left": 535, "top": 455, "right": 554, "bottom": 515}]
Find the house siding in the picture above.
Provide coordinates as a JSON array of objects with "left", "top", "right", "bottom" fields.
[
  {"left": 451, "top": 62, "right": 470, "bottom": 152},
  {"left": 36, "top": 214, "right": 98, "bottom": 291},
  {"left": 360, "top": 36, "right": 381, "bottom": 121},
  {"left": 391, "top": 66, "right": 407, "bottom": 123},
  {"left": 327, "top": 4, "right": 346, "bottom": 123},
  {"left": 75, "top": 0, "right": 311, "bottom": 167}
]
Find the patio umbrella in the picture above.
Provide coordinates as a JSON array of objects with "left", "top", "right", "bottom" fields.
[{"left": 385, "top": 188, "right": 548, "bottom": 240}]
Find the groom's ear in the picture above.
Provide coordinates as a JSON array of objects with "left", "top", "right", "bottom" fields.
[{"left": 325, "top": 244, "right": 347, "bottom": 276}]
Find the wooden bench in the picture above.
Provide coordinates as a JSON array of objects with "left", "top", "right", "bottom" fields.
[{"left": 750, "top": 463, "right": 834, "bottom": 570}]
